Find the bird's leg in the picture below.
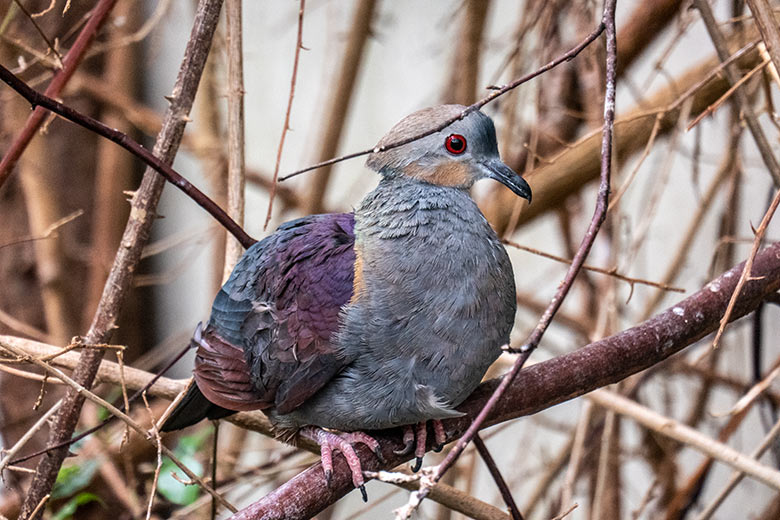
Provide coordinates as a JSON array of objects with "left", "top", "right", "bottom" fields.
[
  {"left": 299, "top": 426, "right": 385, "bottom": 502},
  {"left": 431, "top": 419, "right": 446, "bottom": 452},
  {"left": 394, "top": 420, "right": 448, "bottom": 471},
  {"left": 411, "top": 422, "right": 427, "bottom": 472}
]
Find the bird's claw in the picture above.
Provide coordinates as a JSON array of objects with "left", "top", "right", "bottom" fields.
[
  {"left": 394, "top": 425, "right": 416, "bottom": 455},
  {"left": 300, "top": 426, "right": 381, "bottom": 500},
  {"left": 399, "top": 419, "right": 447, "bottom": 468},
  {"left": 373, "top": 445, "right": 387, "bottom": 464}
]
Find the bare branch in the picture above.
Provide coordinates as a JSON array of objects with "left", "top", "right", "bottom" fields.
[
  {"left": 0, "top": 0, "right": 117, "bottom": 187},
  {"left": 17, "top": 2, "right": 226, "bottom": 516}
]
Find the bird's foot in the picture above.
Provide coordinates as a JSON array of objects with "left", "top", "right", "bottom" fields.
[
  {"left": 394, "top": 419, "right": 447, "bottom": 472},
  {"left": 300, "top": 426, "right": 385, "bottom": 502}
]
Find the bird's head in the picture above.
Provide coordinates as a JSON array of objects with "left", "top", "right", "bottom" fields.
[{"left": 366, "top": 104, "right": 531, "bottom": 201}]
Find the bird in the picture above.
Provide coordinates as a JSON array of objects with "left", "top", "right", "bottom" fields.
[{"left": 160, "top": 104, "right": 531, "bottom": 500}]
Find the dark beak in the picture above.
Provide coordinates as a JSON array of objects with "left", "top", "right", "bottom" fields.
[{"left": 482, "top": 159, "right": 532, "bottom": 202}]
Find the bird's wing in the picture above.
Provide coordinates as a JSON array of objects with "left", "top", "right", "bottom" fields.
[{"left": 193, "top": 213, "right": 356, "bottom": 414}]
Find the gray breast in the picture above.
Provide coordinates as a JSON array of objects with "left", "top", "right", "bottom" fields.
[{"left": 275, "top": 177, "right": 516, "bottom": 431}]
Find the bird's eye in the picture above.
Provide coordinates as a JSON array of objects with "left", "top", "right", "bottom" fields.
[{"left": 444, "top": 134, "right": 467, "bottom": 155}]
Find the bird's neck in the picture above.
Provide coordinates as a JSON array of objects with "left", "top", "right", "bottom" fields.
[{"left": 355, "top": 176, "right": 485, "bottom": 238}]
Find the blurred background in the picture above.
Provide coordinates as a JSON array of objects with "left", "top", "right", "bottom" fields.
[{"left": 1, "top": 0, "right": 780, "bottom": 518}]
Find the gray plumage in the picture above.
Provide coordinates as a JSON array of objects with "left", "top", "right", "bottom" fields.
[
  {"left": 162, "top": 104, "right": 531, "bottom": 441},
  {"left": 270, "top": 176, "right": 516, "bottom": 431}
]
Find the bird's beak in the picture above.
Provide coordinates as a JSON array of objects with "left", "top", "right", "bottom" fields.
[{"left": 482, "top": 159, "right": 532, "bottom": 202}]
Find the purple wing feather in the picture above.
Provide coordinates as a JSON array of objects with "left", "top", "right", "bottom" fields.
[{"left": 193, "top": 213, "right": 356, "bottom": 414}]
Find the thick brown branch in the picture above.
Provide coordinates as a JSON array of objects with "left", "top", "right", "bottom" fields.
[
  {"left": 4, "top": 242, "right": 780, "bottom": 518},
  {"left": 227, "top": 239, "right": 780, "bottom": 518}
]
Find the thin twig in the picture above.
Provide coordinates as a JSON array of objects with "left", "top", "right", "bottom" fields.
[
  {"left": 473, "top": 434, "right": 524, "bottom": 520},
  {"left": 712, "top": 186, "right": 780, "bottom": 347},
  {"left": 264, "top": 0, "right": 305, "bottom": 230},
  {"left": 212, "top": 421, "right": 220, "bottom": 520},
  {"left": 0, "top": 64, "right": 255, "bottom": 249},
  {"left": 10, "top": 0, "right": 63, "bottom": 67},
  {"left": 559, "top": 401, "right": 592, "bottom": 515},
  {"left": 143, "top": 392, "right": 163, "bottom": 520},
  {"left": 0, "top": 0, "right": 117, "bottom": 187},
  {"left": 503, "top": 239, "right": 684, "bottom": 292},
  {"left": 0, "top": 209, "right": 83, "bottom": 251},
  {"left": 278, "top": 16, "right": 607, "bottom": 182},
  {"left": 687, "top": 57, "right": 770, "bottom": 130},
  {"left": 16, "top": 3, "right": 226, "bottom": 516},
  {"left": 694, "top": 0, "right": 780, "bottom": 187}
]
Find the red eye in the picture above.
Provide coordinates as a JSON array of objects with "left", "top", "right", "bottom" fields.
[{"left": 445, "top": 134, "right": 467, "bottom": 154}]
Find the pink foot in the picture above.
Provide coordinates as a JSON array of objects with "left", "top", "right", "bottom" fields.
[
  {"left": 300, "top": 426, "right": 385, "bottom": 502},
  {"left": 394, "top": 420, "right": 448, "bottom": 472}
]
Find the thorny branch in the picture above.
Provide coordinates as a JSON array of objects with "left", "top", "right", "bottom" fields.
[
  {"left": 0, "top": 63, "right": 255, "bottom": 249},
  {"left": 0, "top": 0, "right": 117, "bottom": 188},
  {"left": 264, "top": 0, "right": 305, "bottom": 230},
  {"left": 15, "top": 1, "right": 226, "bottom": 517}
]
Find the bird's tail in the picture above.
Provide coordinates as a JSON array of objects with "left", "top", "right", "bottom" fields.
[{"left": 160, "top": 381, "right": 235, "bottom": 432}]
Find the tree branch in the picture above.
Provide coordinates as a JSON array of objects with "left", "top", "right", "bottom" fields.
[
  {"left": 0, "top": 0, "right": 118, "bottom": 188},
  {"left": 3, "top": 241, "right": 780, "bottom": 518},
  {"left": 17, "top": 1, "right": 225, "bottom": 517},
  {"left": 0, "top": 63, "right": 255, "bottom": 249},
  {"left": 226, "top": 241, "right": 780, "bottom": 519}
]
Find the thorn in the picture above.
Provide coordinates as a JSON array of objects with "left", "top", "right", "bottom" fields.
[
  {"left": 359, "top": 484, "right": 368, "bottom": 502},
  {"left": 411, "top": 457, "right": 422, "bottom": 473}
]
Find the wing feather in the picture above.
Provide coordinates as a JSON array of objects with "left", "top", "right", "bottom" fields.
[{"left": 193, "top": 213, "right": 356, "bottom": 414}]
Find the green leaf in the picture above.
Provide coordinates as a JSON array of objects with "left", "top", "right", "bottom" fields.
[
  {"left": 51, "top": 492, "right": 104, "bottom": 520},
  {"left": 52, "top": 459, "right": 100, "bottom": 499}
]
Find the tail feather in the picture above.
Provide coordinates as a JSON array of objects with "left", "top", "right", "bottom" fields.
[{"left": 161, "top": 382, "right": 235, "bottom": 432}]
